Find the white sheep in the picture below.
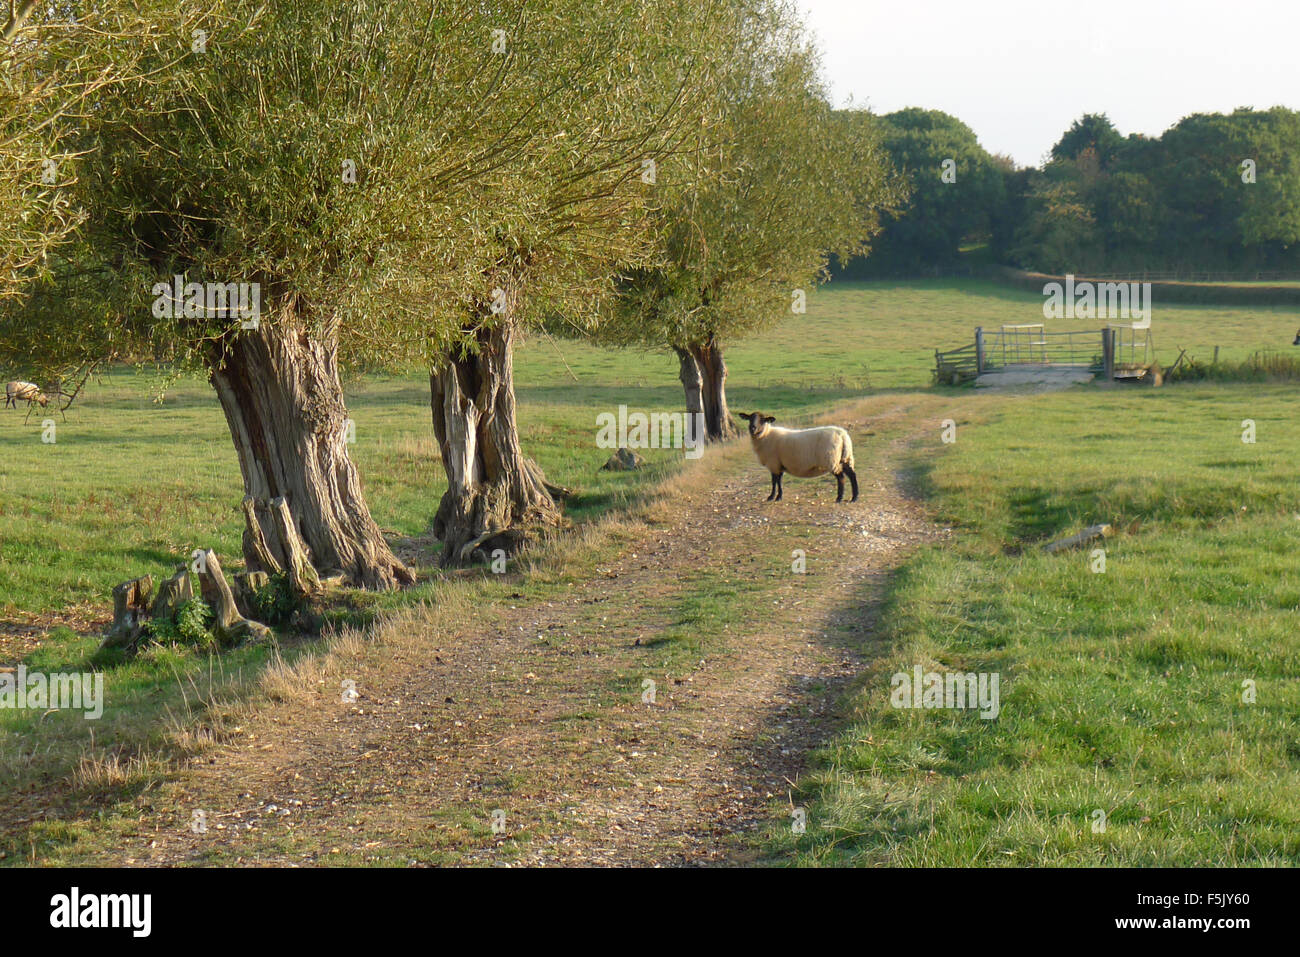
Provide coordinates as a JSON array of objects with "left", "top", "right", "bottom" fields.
[
  {"left": 5, "top": 381, "right": 48, "bottom": 410},
  {"left": 738, "top": 411, "right": 858, "bottom": 502}
]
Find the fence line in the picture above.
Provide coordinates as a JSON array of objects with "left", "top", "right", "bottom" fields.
[{"left": 1080, "top": 269, "right": 1300, "bottom": 283}]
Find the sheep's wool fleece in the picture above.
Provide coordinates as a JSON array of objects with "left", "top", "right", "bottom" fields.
[{"left": 751, "top": 425, "right": 854, "bottom": 477}]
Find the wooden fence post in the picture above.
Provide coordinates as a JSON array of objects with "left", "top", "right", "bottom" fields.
[
  {"left": 1102, "top": 327, "right": 1115, "bottom": 379},
  {"left": 975, "top": 327, "right": 985, "bottom": 375}
]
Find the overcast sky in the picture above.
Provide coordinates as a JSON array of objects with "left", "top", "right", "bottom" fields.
[{"left": 797, "top": 0, "right": 1300, "bottom": 167}]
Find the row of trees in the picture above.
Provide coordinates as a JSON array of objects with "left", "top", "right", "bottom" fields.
[
  {"left": 837, "top": 106, "right": 1300, "bottom": 277},
  {"left": 1009, "top": 109, "right": 1300, "bottom": 274},
  {"left": 1, "top": 1, "right": 904, "bottom": 590},
  {"left": 835, "top": 108, "right": 1008, "bottom": 275}
]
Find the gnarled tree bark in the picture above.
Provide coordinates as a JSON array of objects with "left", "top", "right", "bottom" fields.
[
  {"left": 684, "top": 335, "right": 738, "bottom": 442},
  {"left": 430, "top": 319, "right": 565, "bottom": 566},
  {"left": 673, "top": 344, "right": 708, "bottom": 450},
  {"left": 207, "top": 317, "right": 413, "bottom": 591}
]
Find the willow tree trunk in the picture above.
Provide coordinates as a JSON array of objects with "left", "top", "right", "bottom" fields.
[
  {"left": 674, "top": 345, "right": 706, "bottom": 449},
  {"left": 208, "top": 320, "right": 413, "bottom": 591},
  {"left": 431, "top": 320, "right": 565, "bottom": 566},
  {"left": 686, "top": 337, "right": 739, "bottom": 442}
]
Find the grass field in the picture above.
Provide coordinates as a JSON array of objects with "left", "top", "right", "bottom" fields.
[
  {"left": 768, "top": 384, "right": 1300, "bottom": 865},
  {"left": 3, "top": 278, "right": 1296, "bottom": 624},
  {"left": 529, "top": 279, "right": 1300, "bottom": 393},
  {"left": 3, "top": 277, "right": 1298, "bottom": 866}
]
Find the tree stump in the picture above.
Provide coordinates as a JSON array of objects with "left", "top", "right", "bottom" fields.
[
  {"left": 150, "top": 566, "right": 194, "bottom": 622},
  {"left": 196, "top": 549, "right": 272, "bottom": 645},
  {"left": 231, "top": 570, "right": 270, "bottom": 621},
  {"left": 103, "top": 576, "right": 154, "bottom": 648}
]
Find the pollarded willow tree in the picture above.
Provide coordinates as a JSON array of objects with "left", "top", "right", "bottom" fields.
[
  {"left": 71, "top": 0, "right": 492, "bottom": 591},
  {"left": 608, "top": 3, "right": 907, "bottom": 442},
  {"left": 60, "top": 0, "right": 734, "bottom": 586},
  {"left": 415, "top": 0, "right": 744, "bottom": 564}
]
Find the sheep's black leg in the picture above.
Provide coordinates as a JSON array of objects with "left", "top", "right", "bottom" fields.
[
  {"left": 844, "top": 464, "right": 859, "bottom": 502},
  {"left": 775, "top": 471, "right": 783, "bottom": 501},
  {"left": 767, "top": 473, "right": 778, "bottom": 501},
  {"left": 836, "top": 471, "right": 845, "bottom": 502}
]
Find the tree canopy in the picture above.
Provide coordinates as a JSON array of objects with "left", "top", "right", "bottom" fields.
[
  {"left": 605, "top": 1, "right": 904, "bottom": 437},
  {"left": 1007, "top": 107, "right": 1300, "bottom": 274},
  {"left": 61, "top": 0, "right": 729, "bottom": 372},
  {"left": 838, "top": 108, "right": 1003, "bottom": 275}
]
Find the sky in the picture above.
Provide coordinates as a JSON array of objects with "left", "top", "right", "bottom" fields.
[{"left": 796, "top": 0, "right": 1300, "bottom": 168}]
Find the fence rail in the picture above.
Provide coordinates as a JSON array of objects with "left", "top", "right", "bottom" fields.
[
  {"left": 982, "top": 329, "right": 1104, "bottom": 371},
  {"left": 935, "top": 326, "right": 1113, "bottom": 383},
  {"left": 933, "top": 342, "right": 979, "bottom": 383}
]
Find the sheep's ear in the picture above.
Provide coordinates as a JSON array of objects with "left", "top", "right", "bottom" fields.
[
  {"left": 738, "top": 412, "right": 751, "bottom": 421},
  {"left": 765, "top": 415, "right": 776, "bottom": 424}
]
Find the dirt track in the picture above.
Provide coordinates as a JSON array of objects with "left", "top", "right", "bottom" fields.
[{"left": 79, "top": 396, "right": 949, "bottom": 866}]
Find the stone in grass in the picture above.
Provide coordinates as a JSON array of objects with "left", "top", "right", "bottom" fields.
[{"left": 600, "top": 447, "right": 645, "bottom": 472}]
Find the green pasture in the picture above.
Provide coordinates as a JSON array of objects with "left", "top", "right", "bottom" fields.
[
  {"left": 772, "top": 382, "right": 1300, "bottom": 866},
  {"left": 3, "top": 278, "right": 1298, "bottom": 867}
]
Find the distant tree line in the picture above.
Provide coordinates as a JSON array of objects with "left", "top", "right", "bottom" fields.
[{"left": 837, "top": 106, "right": 1300, "bottom": 277}]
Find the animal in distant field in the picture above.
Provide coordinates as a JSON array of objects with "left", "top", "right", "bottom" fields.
[
  {"left": 5, "top": 381, "right": 48, "bottom": 410},
  {"left": 738, "top": 411, "right": 857, "bottom": 502}
]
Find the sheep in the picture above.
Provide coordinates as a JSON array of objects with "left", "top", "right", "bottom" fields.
[
  {"left": 5, "top": 381, "right": 48, "bottom": 410},
  {"left": 738, "top": 411, "right": 858, "bottom": 502}
]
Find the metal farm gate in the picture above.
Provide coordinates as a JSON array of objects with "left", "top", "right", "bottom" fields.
[{"left": 934, "top": 325, "right": 1150, "bottom": 384}]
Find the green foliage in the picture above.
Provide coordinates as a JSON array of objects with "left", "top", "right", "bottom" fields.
[
  {"left": 1008, "top": 181, "right": 1101, "bottom": 274},
  {"left": 831, "top": 105, "right": 1300, "bottom": 277},
  {"left": 36, "top": 0, "right": 740, "bottom": 377},
  {"left": 1009, "top": 107, "right": 1300, "bottom": 274},
  {"left": 1050, "top": 112, "right": 1124, "bottom": 167},
  {"left": 1167, "top": 349, "right": 1300, "bottom": 383},
  {"left": 607, "top": 4, "right": 906, "bottom": 352},
  {"left": 252, "top": 573, "right": 299, "bottom": 627},
  {"left": 0, "top": 2, "right": 228, "bottom": 380},
  {"left": 853, "top": 108, "right": 1005, "bottom": 273},
  {"left": 143, "top": 597, "right": 215, "bottom": 649}
]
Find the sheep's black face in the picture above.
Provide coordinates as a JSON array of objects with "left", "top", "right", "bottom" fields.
[{"left": 738, "top": 412, "right": 774, "bottom": 438}]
